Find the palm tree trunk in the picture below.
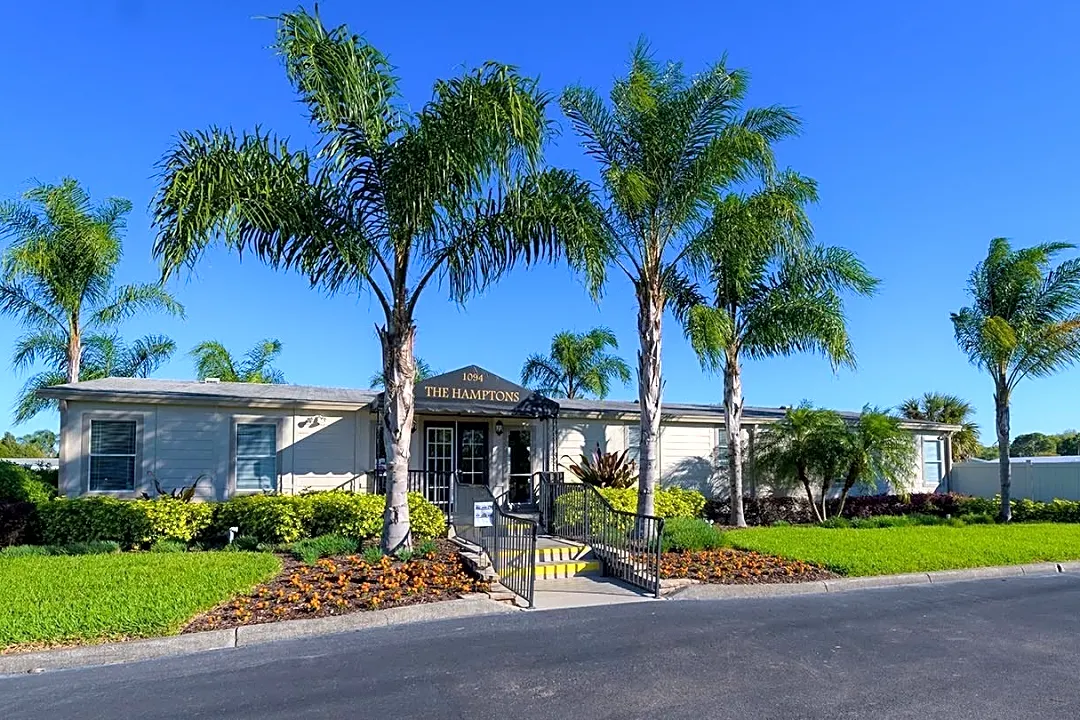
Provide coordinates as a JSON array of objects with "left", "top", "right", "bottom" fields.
[
  {"left": 799, "top": 467, "right": 822, "bottom": 522},
  {"left": 378, "top": 311, "right": 416, "bottom": 552},
  {"left": 67, "top": 318, "right": 81, "bottom": 384},
  {"left": 724, "top": 352, "right": 746, "bottom": 527},
  {"left": 836, "top": 467, "right": 859, "bottom": 517},
  {"left": 995, "top": 383, "right": 1012, "bottom": 522},
  {"left": 635, "top": 278, "right": 663, "bottom": 517}
]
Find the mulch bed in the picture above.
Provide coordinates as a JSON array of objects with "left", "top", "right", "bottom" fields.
[
  {"left": 659, "top": 548, "right": 836, "bottom": 584},
  {"left": 183, "top": 539, "right": 486, "bottom": 633}
]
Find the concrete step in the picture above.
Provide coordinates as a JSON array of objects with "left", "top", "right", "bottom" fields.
[{"left": 534, "top": 559, "right": 602, "bottom": 580}]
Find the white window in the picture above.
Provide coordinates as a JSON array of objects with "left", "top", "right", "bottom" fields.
[
  {"left": 89, "top": 420, "right": 137, "bottom": 492},
  {"left": 236, "top": 423, "right": 277, "bottom": 492},
  {"left": 923, "top": 438, "right": 943, "bottom": 485}
]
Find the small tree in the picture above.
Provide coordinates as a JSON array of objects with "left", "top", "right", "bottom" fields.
[
  {"left": 521, "top": 327, "right": 631, "bottom": 399},
  {"left": 952, "top": 238, "right": 1080, "bottom": 521},
  {"left": 834, "top": 408, "right": 917, "bottom": 516},
  {"left": 756, "top": 403, "right": 844, "bottom": 522},
  {"left": 190, "top": 339, "right": 285, "bottom": 383},
  {"left": 1008, "top": 432, "right": 1058, "bottom": 457}
]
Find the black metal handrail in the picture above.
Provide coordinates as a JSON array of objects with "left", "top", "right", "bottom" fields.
[
  {"left": 454, "top": 484, "right": 538, "bottom": 608},
  {"left": 371, "top": 469, "right": 454, "bottom": 517},
  {"left": 537, "top": 472, "right": 664, "bottom": 598}
]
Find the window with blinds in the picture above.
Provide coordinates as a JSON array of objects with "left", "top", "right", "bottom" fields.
[
  {"left": 89, "top": 420, "right": 137, "bottom": 492},
  {"left": 236, "top": 423, "right": 277, "bottom": 492},
  {"left": 923, "top": 437, "right": 943, "bottom": 484}
]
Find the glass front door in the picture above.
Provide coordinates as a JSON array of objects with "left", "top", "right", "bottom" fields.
[
  {"left": 425, "top": 425, "right": 454, "bottom": 476},
  {"left": 508, "top": 428, "right": 532, "bottom": 503},
  {"left": 457, "top": 422, "right": 489, "bottom": 486}
]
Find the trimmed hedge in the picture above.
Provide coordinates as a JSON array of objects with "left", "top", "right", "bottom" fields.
[
  {"left": 0, "top": 502, "right": 38, "bottom": 547},
  {"left": 35, "top": 497, "right": 213, "bottom": 548},
  {"left": 22, "top": 490, "right": 451, "bottom": 548},
  {"left": 599, "top": 487, "right": 706, "bottom": 518},
  {"left": 0, "top": 462, "right": 57, "bottom": 505},
  {"left": 705, "top": 493, "right": 972, "bottom": 525}
]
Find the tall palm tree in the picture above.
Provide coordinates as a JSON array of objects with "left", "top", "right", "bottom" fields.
[
  {"left": 151, "top": 9, "right": 605, "bottom": 551},
  {"left": 673, "top": 175, "right": 878, "bottom": 526},
  {"left": 952, "top": 238, "right": 1080, "bottom": 521},
  {"left": 521, "top": 327, "right": 631, "bottom": 399},
  {"left": 561, "top": 40, "right": 799, "bottom": 517},
  {"left": 899, "top": 392, "right": 980, "bottom": 462},
  {"left": 369, "top": 357, "right": 434, "bottom": 389},
  {"left": 190, "top": 339, "right": 286, "bottom": 383},
  {"left": 0, "top": 179, "right": 183, "bottom": 422}
]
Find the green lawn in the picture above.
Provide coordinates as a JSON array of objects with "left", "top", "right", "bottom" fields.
[
  {"left": 726, "top": 523, "right": 1080, "bottom": 576},
  {"left": 0, "top": 552, "right": 281, "bottom": 649}
]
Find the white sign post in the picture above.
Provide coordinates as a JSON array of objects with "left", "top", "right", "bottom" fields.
[{"left": 473, "top": 501, "right": 494, "bottom": 528}]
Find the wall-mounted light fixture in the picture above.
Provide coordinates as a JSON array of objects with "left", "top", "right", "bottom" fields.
[{"left": 494, "top": 420, "right": 504, "bottom": 436}]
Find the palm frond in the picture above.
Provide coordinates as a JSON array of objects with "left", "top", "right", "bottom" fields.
[
  {"left": 12, "top": 330, "right": 68, "bottom": 373},
  {"left": 122, "top": 334, "right": 176, "bottom": 378},
  {"left": 13, "top": 369, "right": 69, "bottom": 424},
  {"left": 93, "top": 282, "right": 185, "bottom": 326}
]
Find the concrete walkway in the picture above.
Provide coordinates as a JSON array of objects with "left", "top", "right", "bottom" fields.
[{"left": 531, "top": 576, "right": 655, "bottom": 610}]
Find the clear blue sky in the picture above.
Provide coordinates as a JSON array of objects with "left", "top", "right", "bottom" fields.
[{"left": 2, "top": 0, "right": 1079, "bottom": 442}]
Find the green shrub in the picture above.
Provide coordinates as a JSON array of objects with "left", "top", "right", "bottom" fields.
[
  {"left": 138, "top": 499, "right": 214, "bottom": 543},
  {"left": 290, "top": 534, "right": 359, "bottom": 564},
  {"left": 415, "top": 538, "right": 438, "bottom": 557},
  {"left": 598, "top": 487, "right": 706, "bottom": 519},
  {"left": 36, "top": 497, "right": 151, "bottom": 548},
  {"left": 963, "top": 512, "right": 996, "bottom": 525},
  {"left": 396, "top": 548, "right": 415, "bottom": 562},
  {"left": 229, "top": 535, "right": 262, "bottom": 552},
  {"left": 0, "top": 545, "right": 50, "bottom": 558},
  {"left": 212, "top": 495, "right": 311, "bottom": 544},
  {"left": 149, "top": 539, "right": 188, "bottom": 553},
  {"left": 361, "top": 546, "right": 385, "bottom": 563},
  {"left": 819, "top": 517, "right": 852, "bottom": 529},
  {"left": 0, "top": 462, "right": 57, "bottom": 504},
  {"left": 303, "top": 491, "right": 384, "bottom": 538},
  {"left": 35, "top": 497, "right": 212, "bottom": 548},
  {"left": 57, "top": 540, "right": 121, "bottom": 555},
  {"left": 661, "top": 518, "right": 724, "bottom": 552},
  {"left": 407, "top": 492, "right": 447, "bottom": 538}
]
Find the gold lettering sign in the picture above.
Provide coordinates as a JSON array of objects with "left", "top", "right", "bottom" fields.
[{"left": 424, "top": 385, "right": 519, "bottom": 403}]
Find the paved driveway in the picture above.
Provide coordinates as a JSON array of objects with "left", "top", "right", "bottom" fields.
[{"left": 4, "top": 574, "right": 1080, "bottom": 719}]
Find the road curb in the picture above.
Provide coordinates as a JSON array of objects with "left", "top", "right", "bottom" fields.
[
  {"left": 0, "top": 598, "right": 516, "bottom": 676},
  {"left": 669, "top": 562, "right": 1076, "bottom": 601}
]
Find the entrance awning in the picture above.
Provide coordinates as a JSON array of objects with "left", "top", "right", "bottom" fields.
[{"left": 376, "top": 365, "right": 559, "bottom": 418}]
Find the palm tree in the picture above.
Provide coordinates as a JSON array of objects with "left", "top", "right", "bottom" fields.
[
  {"left": 190, "top": 339, "right": 286, "bottom": 383},
  {"left": 952, "top": 238, "right": 1080, "bottom": 521},
  {"left": 756, "top": 403, "right": 842, "bottom": 522},
  {"left": 674, "top": 175, "right": 878, "bottom": 526},
  {"left": 369, "top": 357, "right": 434, "bottom": 389},
  {"left": 151, "top": 9, "right": 605, "bottom": 551},
  {"left": 834, "top": 408, "right": 916, "bottom": 517},
  {"left": 14, "top": 332, "right": 176, "bottom": 421},
  {"left": 521, "top": 327, "right": 631, "bottom": 399},
  {"left": 561, "top": 40, "right": 799, "bottom": 517},
  {"left": 0, "top": 179, "right": 183, "bottom": 422},
  {"left": 899, "top": 392, "right": 980, "bottom": 462}
]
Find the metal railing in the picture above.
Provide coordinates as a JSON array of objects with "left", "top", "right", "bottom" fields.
[
  {"left": 538, "top": 472, "right": 664, "bottom": 598},
  {"left": 372, "top": 469, "right": 454, "bottom": 516},
  {"left": 455, "top": 484, "right": 538, "bottom": 608}
]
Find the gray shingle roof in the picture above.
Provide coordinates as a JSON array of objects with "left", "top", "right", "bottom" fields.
[
  {"left": 38, "top": 378, "right": 378, "bottom": 408},
  {"left": 38, "top": 377, "right": 958, "bottom": 431}
]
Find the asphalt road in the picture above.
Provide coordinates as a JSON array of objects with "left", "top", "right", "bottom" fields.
[{"left": 5, "top": 574, "right": 1080, "bottom": 719}]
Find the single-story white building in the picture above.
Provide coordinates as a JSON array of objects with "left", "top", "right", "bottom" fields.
[{"left": 40, "top": 365, "right": 956, "bottom": 508}]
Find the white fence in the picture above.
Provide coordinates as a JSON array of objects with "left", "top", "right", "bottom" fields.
[{"left": 951, "top": 459, "right": 1080, "bottom": 501}]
